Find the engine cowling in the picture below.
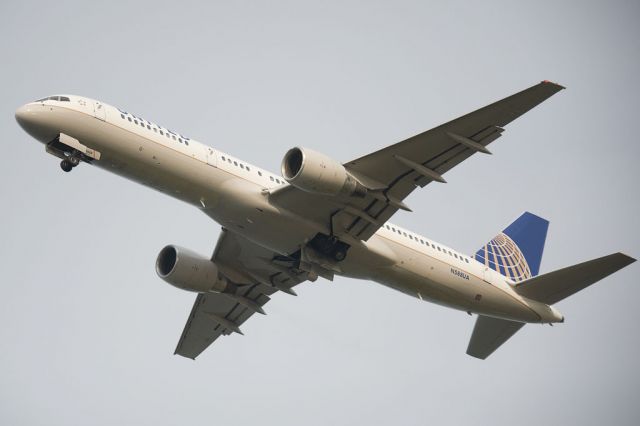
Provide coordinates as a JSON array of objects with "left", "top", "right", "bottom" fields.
[
  {"left": 281, "top": 147, "right": 366, "bottom": 197},
  {"left": 156, "top": 245, "right": 231, "bottom": 293}
]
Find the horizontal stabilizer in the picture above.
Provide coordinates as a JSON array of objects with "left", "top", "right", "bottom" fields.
[
  {"left": 467, "top": 315, "right": 525, "bottom": 360},
  {"left": 514, "top": 253, "right": 636, "bottom": 305}
]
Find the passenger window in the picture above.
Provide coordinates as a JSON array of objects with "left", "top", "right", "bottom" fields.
[
  {"left": 120, "top": 114, "right": 125, "bottom": 119},
  {"left": 134, "top": 120, "right": 138, "bottom": 125},
  {"left": 246, "top": 166, "right": 250, "bottom": 171},
  {"left": 153, "top": 128, "right": 157, "bottom": 132},
  {"left": 128, "top": 117, "right": 132, "bottom": 122},
  {"left": 234, "top": 161, "right": 238, "bottom": 166},
  {"left": 172, "top": 135, "right": 176, "bottom": 140},
  {"left": 221, "top": 156, "right": 225, "bottom": 161},
  {"left": 270, "top": 176, "right": 274, "bottom": 181},
  {"left": 185, "top": 141, "right": 189, "bottom": 146},
  {"left": 258, "top": 171, "right": 262, "bottom": 176},
  {"left": 437, "top": 247, "right": 441, "bottom": 251}
]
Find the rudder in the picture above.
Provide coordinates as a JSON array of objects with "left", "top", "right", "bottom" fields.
[{"left": 475, "top": 212, "right": 549, "bottom": 282}]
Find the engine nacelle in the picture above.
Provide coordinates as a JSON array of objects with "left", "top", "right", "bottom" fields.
[
  {"left": 281, "top": 147, "right": 366, "bottom": 197},
  {"left": 156, "top": 245, "right": 231, "bottom": 293}
]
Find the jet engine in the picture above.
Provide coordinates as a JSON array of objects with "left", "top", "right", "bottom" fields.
[
  {"left": 156, "top": 245, "right": 232, "bottom": 293},
  {"left": 281, "top": 147, "right": 367, "bottom": 197}
]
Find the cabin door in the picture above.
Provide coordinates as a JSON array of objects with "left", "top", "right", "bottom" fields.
[
  {"left": 93, "top": 101, "right": 106, "bottom": 121},
  {"left": 205, "top": 147, "right": 217, "bottom": 167}
]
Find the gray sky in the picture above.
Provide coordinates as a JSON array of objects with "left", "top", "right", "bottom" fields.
[{"left": 1, "top": 1, "right": 639, "bottom": 425}]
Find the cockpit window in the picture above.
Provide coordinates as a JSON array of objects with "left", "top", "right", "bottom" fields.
[{"left": 34, "top": 96, "right": 70, "bottom": 102}]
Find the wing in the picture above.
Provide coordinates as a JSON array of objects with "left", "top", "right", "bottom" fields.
[
  {"left": 270, "top": 81, "right": 564, "bottom": 241},
  {"left": 174, "top": 229, "right": 309, "bottom": 359}
]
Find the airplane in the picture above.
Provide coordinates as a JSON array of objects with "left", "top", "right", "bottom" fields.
[{"left": 15, "top": 82, "right": 635, "bottom": 360}]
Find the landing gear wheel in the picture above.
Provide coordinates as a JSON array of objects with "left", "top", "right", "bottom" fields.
[
  {"left": 60, "top": 159, "right": 73, "bottom": 172},
  {"left": 68, "top": 156, "right": 80, "bottom": 167},
  {"left": 333, "top": 249, "right": 347, "bottom": 262}
]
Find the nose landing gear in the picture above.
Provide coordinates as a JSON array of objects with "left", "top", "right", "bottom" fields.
[
  {"left": 46, "top": 134, "right": 98, "bottom": 173},
  {"left": 60, "top": 155, "right": 80, "bottom": 172},
  {"left": 60, "top": 160, "right": 72, "bottom": 172}
]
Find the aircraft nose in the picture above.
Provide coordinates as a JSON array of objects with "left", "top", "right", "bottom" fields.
[
  {"left": 15, "top": 104, "right": 30, "bottom": 125},
  {"left": 15, "top": 103, "right": 57, "bottom": 143}
]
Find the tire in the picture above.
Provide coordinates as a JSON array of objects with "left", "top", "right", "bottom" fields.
[{"left": 60, "top": 160, "right": 73, "bottom": 172}]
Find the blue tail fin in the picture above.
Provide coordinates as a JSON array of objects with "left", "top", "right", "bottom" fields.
[{"left": 475, "top": 212, "right": 549, "bottom": 282}]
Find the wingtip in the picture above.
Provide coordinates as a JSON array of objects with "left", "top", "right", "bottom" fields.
[
  {"left": 466, "top": 349, "right": 488, "bottom": 360},
  {"left": 174, "top": 351, "right": 196, "bottom": 360},
  {"left": 541, "top": 80, "right": 566, "bottom": 90},
  {"left": 618, "top": 252, "right": 637, "bottom": 264}
]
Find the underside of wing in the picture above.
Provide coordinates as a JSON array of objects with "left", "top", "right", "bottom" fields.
[
  {"left": 174, "top": 229, "right": 309, "bottom": 359},
  {"left": 270, "top": 81, "right": 564, "bottom": 242}
]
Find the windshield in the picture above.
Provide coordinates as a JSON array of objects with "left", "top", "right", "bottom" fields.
[{"left": 34, "top": 96, "right": 70, "bottom": 102}]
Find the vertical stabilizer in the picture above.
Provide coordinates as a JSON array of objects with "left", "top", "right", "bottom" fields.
[{"left": 475, "top": 212, "right": 549, "bottom": 282}]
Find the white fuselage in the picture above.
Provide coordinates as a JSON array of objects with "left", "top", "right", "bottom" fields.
[{"left": 15, "top": 95, "right": 563, "bottom": 324}]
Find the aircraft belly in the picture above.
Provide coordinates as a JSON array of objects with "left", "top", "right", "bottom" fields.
[{"left": 202, "top": 178, "right": 320, "bottom": 255}]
